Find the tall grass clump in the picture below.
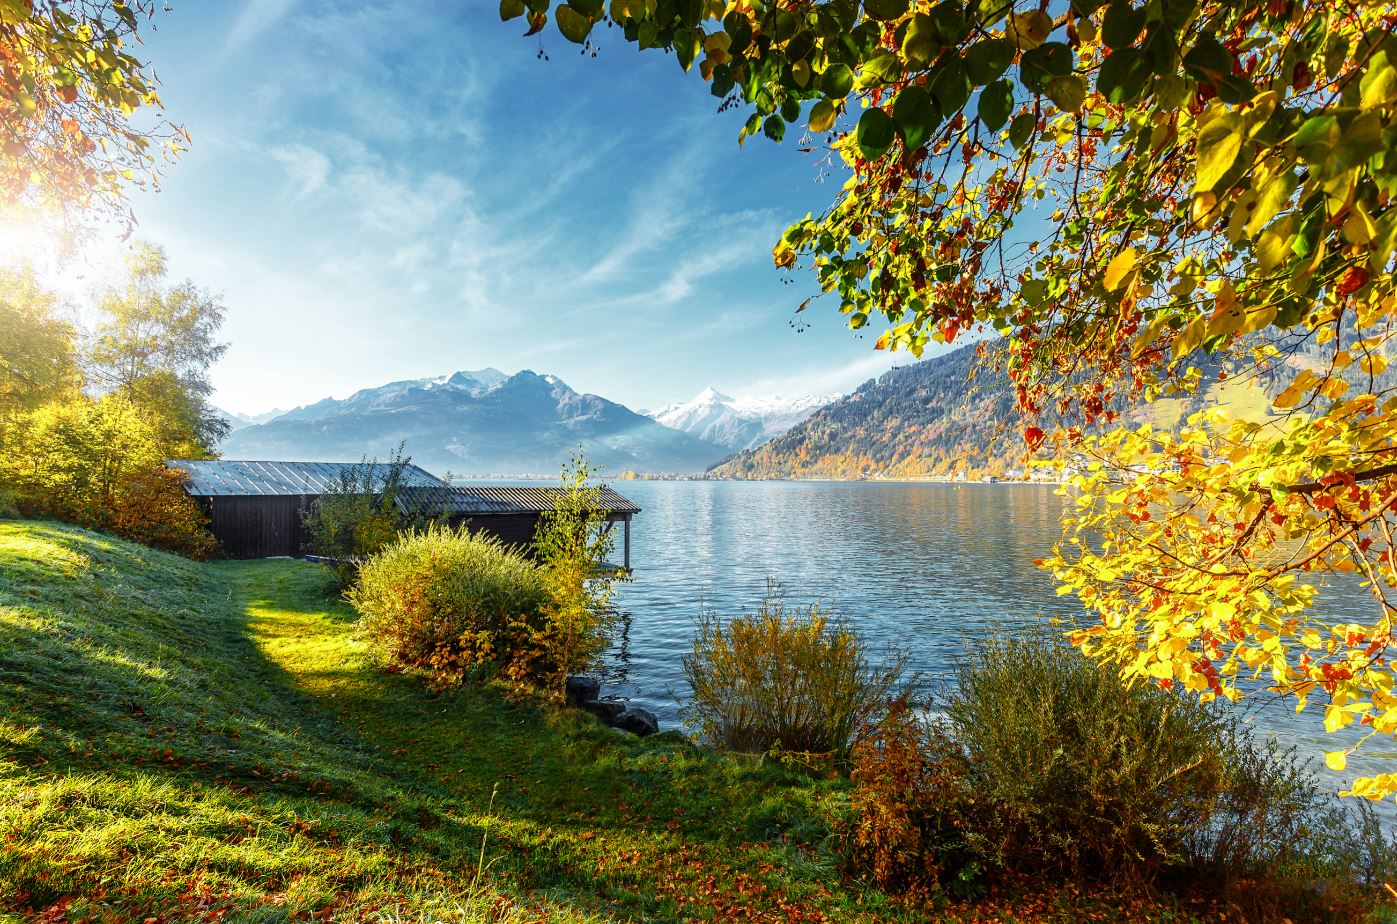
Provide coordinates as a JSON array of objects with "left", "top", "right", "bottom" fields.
[
  {"left": 844, "top": 630, "right": 1397, "bottom": 921},
  {"left": 683, "top": 583, "right": 908, "bottom": 759},
  {"left": 348, "top": 525, "right": 551, "bottom": 688}
]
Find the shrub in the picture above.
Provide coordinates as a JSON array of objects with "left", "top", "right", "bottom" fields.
[
  {"left": 844, "top": 630, "right": 1397, "bottom": 920},
  {"left": 683, "top": 583, "right": 908, "bottom": 759},
  {"left": 0, "top": 395, "right": 214, "bottom": 558},
  {"left": 301, "top": 445, "right": 443, "bottom": 585},
  {"left": 943, "top": 630, "right": 1230, "bottom": 884},
  {"left": 347, "top": 525, "right": 552, "bottom": 688},
  {"left": 531, "top": 451, "right": 622, "bottom": 697},
  {"left": 844, "top": 695, "right": 980, "bottom": 903}
]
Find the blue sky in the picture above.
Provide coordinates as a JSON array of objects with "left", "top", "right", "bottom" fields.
[{"left": 61, "top": 1, "right": 932, "bottom": 416}]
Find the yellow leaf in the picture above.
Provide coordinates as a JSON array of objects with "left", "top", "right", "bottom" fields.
[
  {"left": 1325, "top": 750, "right": 1347, "bottom": 771},
  {"left": 1005, "top": 10, "right": 1052, "bottom": 50},
  {"left": 809, "top": 99, "right": 837, "bottom": 133},
  {"left": 1104, "top": 247, "right": 1138, "bottom": 292},
  {"left": 1272, "top": 369, "right": 1317, "bottom": 409},
  {"left": 1195, "top": 111, "right": 1244, "bottom": 193},
  {"left": 1171, "top": 314, "right": 1208, "bottom": 359}
]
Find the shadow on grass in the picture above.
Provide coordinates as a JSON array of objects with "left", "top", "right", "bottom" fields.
[{"left": 218, "top": 557, "right": 861, "bottom": 917}]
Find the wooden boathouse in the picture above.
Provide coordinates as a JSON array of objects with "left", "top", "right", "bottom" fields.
[{"left": 167, "top": 459, "right": 640, "bottom": 566}]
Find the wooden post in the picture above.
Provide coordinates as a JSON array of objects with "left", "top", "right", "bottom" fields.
[{"left": 624, "top": 515, "right": 631, "bottom": 572}]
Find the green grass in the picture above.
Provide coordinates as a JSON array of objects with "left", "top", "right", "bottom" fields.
[{"left": 0, "top": 519, "right": 1223, "bottom": 923}]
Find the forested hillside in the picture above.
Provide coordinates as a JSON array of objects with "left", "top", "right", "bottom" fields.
[{"left": 711, "top": 341, "right": 1305, "bottom": 480}]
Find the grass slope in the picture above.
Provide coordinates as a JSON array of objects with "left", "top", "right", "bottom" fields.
[{"left": 1, "top": 521, "right": 1213, "bottom": 923}]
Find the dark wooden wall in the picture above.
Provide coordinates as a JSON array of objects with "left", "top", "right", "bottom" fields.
[
  {"left": 451, "top": 514, "right": 543, "bottom": 553},
  {"left": 197, "top": 496, "right": 547, "bottom": 560},
  {"left": 198, "top": 495, "right": 312, "bottom": 559}
]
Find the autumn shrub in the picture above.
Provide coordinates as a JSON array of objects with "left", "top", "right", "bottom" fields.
[
  {"left": 300, "top": 445, "right": 443, "bottom": 586},
  {"left": 0, "top": 396, "right": 214, "bottom": 558},
  {"left": 843, "top": 631, "right": 1397, "bottom": 918},
  {"left": 844, "top": 695, "right": 981, "bottom": 903},
  {"left": 943, "top": 631, "right": 1235, "bottom": 885},
  {"left": 347, "top": 525, "right": 552, "bottom": 688},
  {"left": 530, "top": 451, "right": 622, "bottom": 699},
  {"left": 683, "top": 584, "right": 908, "bottom": 759}
]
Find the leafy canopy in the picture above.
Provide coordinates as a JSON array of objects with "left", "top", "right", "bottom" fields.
[
  {"left": 510, "top": 0, "right": 1397, "bottom": 800},
  {"left": 1, "top": 0, "right": 181, "bottom": 222}
]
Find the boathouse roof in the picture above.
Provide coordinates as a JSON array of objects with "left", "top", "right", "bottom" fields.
[{"left": 168, "top": 459, "right": 447, "bottom": 496}]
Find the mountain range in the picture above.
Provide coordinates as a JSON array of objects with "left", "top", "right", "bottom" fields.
[
  {"left": 219, "top": 369, "right": 729, "bottom": 477},
  {"left": 646, "top": 388, "right": 838, "bottom": 451},
  {"left": 710, "top": 344, "right": 1021, "bottom": 480}
]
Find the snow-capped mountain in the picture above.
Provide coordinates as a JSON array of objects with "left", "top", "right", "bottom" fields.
[
  {"left": 648, "top": 387, "right": 839, "bottom": 451},
  {"left": 221, "top": 407, "right": 290, "bottom": 431},
  {"left": 218, "top": 369, "right": 726, "bottom": 476}
]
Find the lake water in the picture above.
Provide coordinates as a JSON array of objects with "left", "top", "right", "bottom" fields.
[{"left": 597, "top": 479, "right": 1394, "bottom": 804}]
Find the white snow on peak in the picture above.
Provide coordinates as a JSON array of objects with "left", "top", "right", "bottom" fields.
[{"left": 649, "top": 388, "right": 839, "bottom": 451}]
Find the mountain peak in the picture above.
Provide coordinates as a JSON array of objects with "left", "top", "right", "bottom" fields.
[
  {"left": 650, "top": 388, "right": 839, "bottom": 451},
  {"left": 695, "top": 386, "right": 732, "bottom": 403}
]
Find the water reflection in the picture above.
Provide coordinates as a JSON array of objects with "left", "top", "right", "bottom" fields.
[{"left": 601, "top": 480, "right": 1392, "bottom": 812}]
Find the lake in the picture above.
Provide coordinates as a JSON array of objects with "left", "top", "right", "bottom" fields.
[{"left": 598, "top": 479, "right": 1393, "bottom": 803}]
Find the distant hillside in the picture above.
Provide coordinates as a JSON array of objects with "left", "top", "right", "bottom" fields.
[
  {"left": 220, "top": 369, "right": 725, "bottom": 477},
  {"left": 648, "top": 387, "right": 838, "bottom": 451},
  {"left": 709, "top": 342, "right": 1290, "bottom": 480},
  {"left": 710, "top": 344, "right": 1019, "bottom": 479}
]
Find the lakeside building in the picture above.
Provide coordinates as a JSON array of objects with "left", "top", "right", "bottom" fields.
[{"left": 166, "top": 459, "right": 639, "bottom": 567}]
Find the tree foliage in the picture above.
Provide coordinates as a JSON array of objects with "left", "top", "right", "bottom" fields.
[
  {"left": 531, "top": 450, "right": 622, "bottom": 695},
  {"left": 511, "top": 0, "right": 1397, "bottom": 798},
  {"left": 0, "top": 394, "right": 214, "bottom": 556},
  {"left": 0, "top": 264, "right": 80, "bottom": 418},
  {"left": 1, "top": 0, "right": 181, "bottom": 222},
  {"left": 300, "top": 446, "right": 444, "bottom": 586},
  {"left": 89, "top": 241, "right": 229, "bottom": 456}
]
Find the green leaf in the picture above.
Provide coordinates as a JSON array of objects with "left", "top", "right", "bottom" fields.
[
  {"left": 1098, "top": 48, "right": 1154, "bottom": 104},
  {"left": 1246, "top": 169, "right": 1298, "bottom": 237},
  {"left": 1008, "top": 111, "right": 1035, "bottom": 149},
  {"left": 1019, "top": 42, "right": 1073, "bottom": 94},
  {"left": 1046, "top": 73, "right": 1087, "bottom": 113},
  {"left": 901, "top": 13, "right": 940, "bottom": 68},
  {"left": 856, "top": 107, "right": 896, "bottom": 159},
  {"left": 822, "top": 63, "right": 855, "bottom": 98},
  {"left": 976, "top": 0, "right": 1013, "bottom": 27},
  {"left": 780, "top": 96, "right": 802, "bottom": 123},
  {"left": 978, "top": 79, "right": 1013, "bottom": 130},
  {"left": 763, "top": 115, "right": 786, "bottom": 142},
  {"left": 500, "top": 0, "right": 527, "bottom": 21},
  {"left": 1101, "top": 1, "right": 1145, "bottom": 50},
  {"left": 1336, "top": 110, "right": 1385, "bottom": 170},
  {"left": 1360, "top": 51, "right": 1397, "bottom": 109},
  {"left": 1183, "top": 34, "right": 1231, "bottom": 81},
  {"left": 1292, "top": 114, "right": 1339, "bottom": 164},
  {"left": 859, "top": 51, "right": 903, "bottom": 88},
  {"left": 930, "top": 57, "right": 971, "bottom": 115},
  {"left": 555, "top": 4, "right": 593, "bottom": 43},
  {"left": 673, "top": 27, "right": 700, "bottom": 71},
  {"left": 724, "top": 11, "right": 753, "bottom": 53},
  {"left": 809, "top": 99, "right": 838, "bottom": 133},
  {"left": 1195, "top": 112, "right": 1243, "bottom": 192},
  {"left": 570, "top": 0, "right": 603, "bottom": 15},
  {"left": 965, "top": 38, "right": 1014, "bottom": 85},
  {"left": 929, "top": 2, "right": 969, "bottom": 44},
  {"left": 893, "top": 85, "right": 939, "bottom": 151},
  {"left": 863, "top": 0, "right": 910, "bottom": 21}
]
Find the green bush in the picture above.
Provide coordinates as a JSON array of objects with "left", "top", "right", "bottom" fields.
[
  {"left": 844, "top": 630, "right": 1397, "bottom": 920},
  {"left": 530, "top": 451, "right": 622, "bottom": 698},
  {"left": 683, "top": 584, "right": 908, "bottom": 759},
  {"left": 300, "top": 445, "right": 443, "bottom": 586},
  {"left": 943, "top": 630, "right": 1231, "bottom": 883},
  {"left": 347, "top": 526, "right": 551, "bottom": 688}
]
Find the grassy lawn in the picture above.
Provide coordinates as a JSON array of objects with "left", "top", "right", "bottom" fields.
[{"left": 0, "top": 520, "right": 1220, "bottom": 922}]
